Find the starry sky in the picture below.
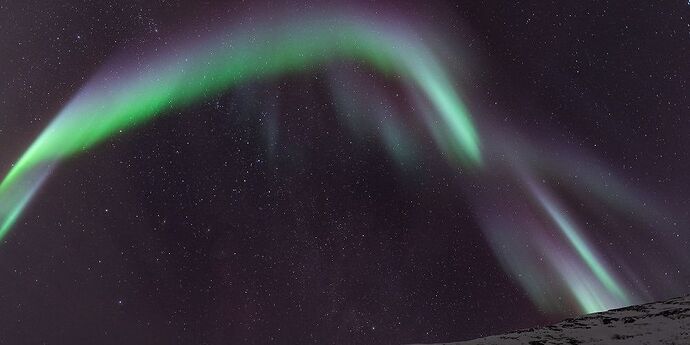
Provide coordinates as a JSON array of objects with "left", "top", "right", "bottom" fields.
[{"left": 1, "top": 1, "right": 689, "bottom": 344}]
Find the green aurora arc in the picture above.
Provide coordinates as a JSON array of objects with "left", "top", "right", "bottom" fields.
[
  {"left": 1, "top": 11, "right": 656, "bottom": 315},
  {"left": 0, "top": 16, "right": 481, "bottom": 234}
]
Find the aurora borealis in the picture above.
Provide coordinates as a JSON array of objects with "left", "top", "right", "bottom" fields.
[
  {"left": 0, "top": 13, "right": 481, "bottom": 239},
  {"left": 2, "top": 1, "right": 689, "bottom": 344}
]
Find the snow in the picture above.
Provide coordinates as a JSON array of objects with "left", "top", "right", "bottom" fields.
[{"left": 416, "top": 295, "right": 690, "bottom": 345}]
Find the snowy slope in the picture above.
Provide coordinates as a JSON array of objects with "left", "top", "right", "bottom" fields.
[{"left": 421, "top": 295, "right": 690, "bottom": 345}]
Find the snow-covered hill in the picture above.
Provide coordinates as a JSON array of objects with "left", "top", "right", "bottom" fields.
[{"left": 421, "top": 295, "right": 690, "bottom": 344}]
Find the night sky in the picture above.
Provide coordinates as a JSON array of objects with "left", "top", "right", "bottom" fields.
[{"left": 1, "top": 1, "right": 689, "bottom": 344}]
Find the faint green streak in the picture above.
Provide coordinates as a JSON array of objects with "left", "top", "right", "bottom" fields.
[{"left": 538, "top": 193, "right": 630, "bottom": 308}]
